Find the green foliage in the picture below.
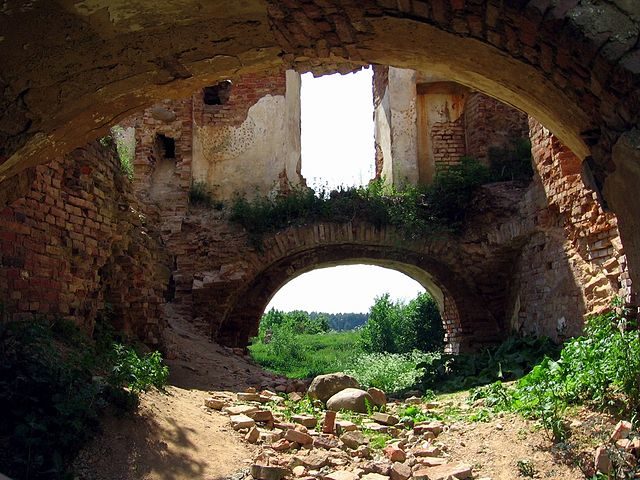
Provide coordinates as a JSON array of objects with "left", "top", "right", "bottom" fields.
[
  {"left": 511, "top": 358, "right": 568, "bottom": 442},
  {"left": 516, "top": 459, "right": 536, "bottom": 478},
  {"left": 344, "top": 351, "right": 438, "bottom": 394},
  {"left": 189, "top": 181, "right": 222, "bottom": 209},
  {"left": 488, "top": 138, "right": 533, "bottom": 183},
  {"left": 360, "top": 292, "right": 444, "bottom": 354},
  {"left": 363, "top": 430, "right": 392, "bottom": 449},
  {"left": 109, "top": 344, "right": 169, "bottom": 393},
  {"left": 249, "top": 329, "right": 361, "bottom": 379},
  {"left": 508, "top": 302, "right": 640, "bottom": 442},
  {"left": 421, "top": 335, "right": 559, "bottom": 391},
  {"left": 281, "top": 395, "right": 322, "bottom": 422},
  {"left": 0, "top": 318, "right": 169, "bottom": 479},
  {"left": 229, "top": 156, "right": 515, "bottom": 248},
  {"left": 468, "top": 381, "right": 513, "bottom": 411},
  {"left": 110, "top": 125, "right": 135, "bottom": 179},
  {"left": 453, "top": 301, "right": 640, "bottom": 443}
]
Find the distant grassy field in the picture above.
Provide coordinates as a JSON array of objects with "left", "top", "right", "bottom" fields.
[{"left": 248, "top": 330, "right": 362, "bottom": 378}]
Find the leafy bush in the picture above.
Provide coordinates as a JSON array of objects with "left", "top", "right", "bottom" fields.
[
  {"left": 421, "top": 335, "right": 559, "bottom": 392},
  {"left": 457, "top": 301, "right": 640, "bottom": 442},
  {"left": 343, "top": 351, "right": 438, "bottom": 394},
  {"left": 109, "top": 344, "right": 169, "bottom": 393},
  {"left": 0, "top": 318, "right": 169, "bottom": 479},
  {"left": 360, "top": 292, "right": 444, "bottom": 354},
  {"left": 510, "top": 301, "right": 640, "bottom": 437}
]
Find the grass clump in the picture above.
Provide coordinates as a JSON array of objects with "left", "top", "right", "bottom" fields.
[
  {"left": 0, "top": 317, "right": 169, "bottom": 479},
  {"left": 189, "top": 181, "right": 223, "bottom": 209}
]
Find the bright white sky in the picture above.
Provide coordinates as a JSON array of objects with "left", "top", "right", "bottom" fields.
[
  {"left": 266, "top": 70, "right": 423, "bottom": 314},
  {"left": 300, "top": 69, "right": 375, "bottom": 190},
  {"left": 266, "top": 265, "right": 424, "bottom": 313}
]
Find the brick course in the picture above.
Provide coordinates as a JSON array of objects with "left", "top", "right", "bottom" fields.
[{"left": 0, "top": 141, "right": 170, "bottom": 344}]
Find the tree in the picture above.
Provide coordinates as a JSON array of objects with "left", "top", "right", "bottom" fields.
[{"left": 360, "top": 292, "right": 444, "bottom": 354}]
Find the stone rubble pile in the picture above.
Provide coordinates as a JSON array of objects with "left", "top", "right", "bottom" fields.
[
  {"left": 593, "top": 420, "right": 640, "bottom": 476},
  {"left": 204, "top": 373, "right": 485, "bottom": 480}
]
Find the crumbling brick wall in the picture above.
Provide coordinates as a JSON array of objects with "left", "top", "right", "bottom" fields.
[
  {"left": 0, "top": 140, "right": 170, "bottom": 344},
  {"left": 507, "top": 120, "right": 629, "bottom": 341},
  {"left": 431, "top": 117, "right": 467, "bottom": 170},
  {"left": 194, "top": 68, "right": 287, "bottom": 127},
  {"left": 464, "top": 93, "right": 530, "bottom": 163}
]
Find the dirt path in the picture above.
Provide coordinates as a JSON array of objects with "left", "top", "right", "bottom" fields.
[
  {"left": 73, "top": 306, "right": 282, "bottom": 480},
  {"left": 74, "top": 307, "right": 609, "bottom": 479}
]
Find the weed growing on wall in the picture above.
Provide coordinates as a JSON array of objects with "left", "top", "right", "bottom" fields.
[
  {"left": 0, "top": 317, "right": 169, "bottom": 479},
  {"left": 189, "top": 181, "right": 224, "bottom": 209},
  {"left": 228, "top": 156, "right": 524, "bottom": 248}
]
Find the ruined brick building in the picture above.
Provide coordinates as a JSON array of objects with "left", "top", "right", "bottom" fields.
[{"left": 0, "top": 1, "right": 638, "bottom": 353}]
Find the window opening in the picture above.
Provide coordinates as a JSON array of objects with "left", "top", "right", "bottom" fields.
[
  {"left": 300, "top": 68, "right": 375, "bottom": 191},
  {"left": 156, "top": 133, "right": 176, "bottom": 159},
  {"left": 203, "top": 80, "right": 232, "bottom": 105}
]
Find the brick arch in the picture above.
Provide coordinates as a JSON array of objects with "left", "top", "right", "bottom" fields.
[
  {"left": 209, "top": 220, "right": 510, "bottom": 352},
  {"left": 1, "top": 2, "right": 639, "bottom": 306}
]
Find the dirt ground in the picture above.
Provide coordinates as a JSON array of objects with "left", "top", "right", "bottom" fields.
[{"left": 73, "top": 308, "right": 614, "bottom": 479}]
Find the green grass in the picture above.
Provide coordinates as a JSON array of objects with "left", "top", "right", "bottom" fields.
[{"left": 249, "top": 330, "right": 361, "bottom": 379}]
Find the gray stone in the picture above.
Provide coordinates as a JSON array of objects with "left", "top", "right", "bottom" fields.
[
  {"left": 327, "top": 388, "right": 374, "bottom": 413},
  {"left": 308, "top": 373, "right": 360, "bottom": 403},
  {"left": 340, "top": 430, "right": 369, "bottom": 449},
  {"left": 150, "top": 106, "right": 177, "bottom": 122},
  {"left": 251, "top": 464, "right": 290, "bottom": 480}
]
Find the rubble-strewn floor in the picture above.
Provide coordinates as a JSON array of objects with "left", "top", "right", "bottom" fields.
[{"left": 74, "top": 309, "right": 617, "bottom": 479}]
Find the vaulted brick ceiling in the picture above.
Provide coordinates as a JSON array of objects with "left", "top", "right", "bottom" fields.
[{"left": 1, "top": 0, "right": 639, "bottom": 289}]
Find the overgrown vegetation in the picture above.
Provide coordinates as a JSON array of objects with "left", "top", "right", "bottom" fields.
[
  {"left": 250, "top": 293, "right": 444, "bottom": 393},
  {"left": 189, "top": 181, "right": 223, "bottom": 209},
  {"left": 0, "top": 316, "right": 169, "bottom": 479},
  {"left": 344, "top": 351, "right": 437, "bottom": 394},
  {"left": 110, "top": 125, "right": 135, "bottom": 179},
  {"left": 230, "top": 150, "right": 532, "bottom": 248},
  {"left": 463, "top": 301, "right": 640, "bottom": 443}
]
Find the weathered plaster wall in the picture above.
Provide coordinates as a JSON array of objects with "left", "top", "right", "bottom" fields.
[
  {"left": 0, "top": 141, "right": 170, "bottom": 344},
  {"left": 374, "top": 67, "right": 530, "bottom": 185},
  {"left": 192, "top": 69, "right": 304, "bottom": 200},
  {"left": 373, "top": 67, "right": 419, "bottom": 187},
  {"left": 416, "top": 82, "right": 469, "bottom": 181}
]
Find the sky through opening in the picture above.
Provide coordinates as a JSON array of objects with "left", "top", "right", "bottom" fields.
[
  {"left": 267, "top": 69, "right": 421, "bottom": 314},
  {"left": 300, "top": 69, "right": 375, "bottom": 191}
]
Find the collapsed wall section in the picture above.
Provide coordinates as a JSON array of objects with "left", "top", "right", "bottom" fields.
[
  {"left": 0, "top": 141, "right": 170, "bottom": 344},
  {"left": 192, "top": 68, "right": 304, "bottom": 200},
  {"left": 373, "top": 66, "right": 530, "bottom": 186},
  {"left": 506, "top": 120, "right": 631, "bottom": 341}
]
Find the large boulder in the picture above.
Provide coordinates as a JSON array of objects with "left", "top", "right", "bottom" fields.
[
  {"left": 326, "top": 388, "right": 373, "bottom": 413},
  {"left": 308, "top": 373, "right": 359, "bottom": 403}
]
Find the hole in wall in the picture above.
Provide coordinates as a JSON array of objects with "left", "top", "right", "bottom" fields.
[
  {"left": 155, "top": 133, "right": 176, "bottom": 159},
  {"left": 203, "top": 80, "right": 233, "bottom": 106},
  {"left": 300, "top": 68, "right": 375, "bottom": 191}
]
